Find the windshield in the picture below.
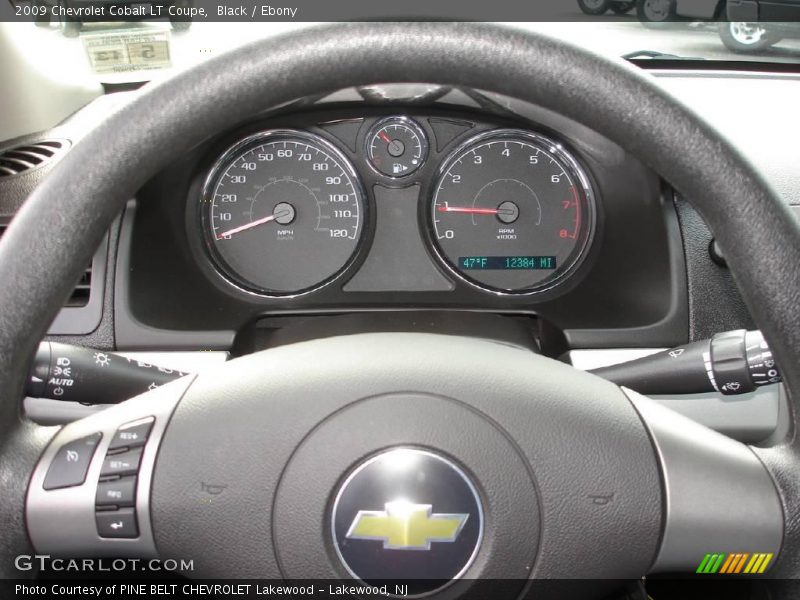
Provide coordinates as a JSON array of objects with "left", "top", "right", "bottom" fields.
[{"left": 1, "top": 8, "right": 799, "bottom": 86}]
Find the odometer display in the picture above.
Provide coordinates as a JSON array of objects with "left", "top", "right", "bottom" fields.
[
  {"left": 202, "top": 130, "right": 364, "bottom": 295},
  {"left": 431, "top": 130, "right": 595, "bottom": 293},
  {"left": 459, "top": 256, "right": 557, "bottom": 270}
]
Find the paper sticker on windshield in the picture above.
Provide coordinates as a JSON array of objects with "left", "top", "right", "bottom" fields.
[{"left": 82, "top": 29, "right": 171, "bottom": 74}]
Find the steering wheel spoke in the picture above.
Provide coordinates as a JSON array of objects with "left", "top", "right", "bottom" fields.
[
  {"left": 625, "top": 389, "right": 783, "bottom": 574},
  {"left": 26, "top": 376, "right": 194, "bottom": 559}
]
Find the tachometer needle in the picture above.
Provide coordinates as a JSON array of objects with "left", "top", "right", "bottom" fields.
[
  {"left": 216, "top": 209, "right": 290, "bottom": 240},
  {"left": 378, "top": 131, "right": 393, "bottom": 144},
  {"left": 437, "top": 204, "right": 502, "bottom": 215}
]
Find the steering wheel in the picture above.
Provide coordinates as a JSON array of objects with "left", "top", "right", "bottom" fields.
[{"left": 2, "top": 22, "right": 800, "bottom": 595}]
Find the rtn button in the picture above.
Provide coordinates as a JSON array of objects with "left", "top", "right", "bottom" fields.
[
  {"left": 96, "top": 508, "right": 138, "bottom": 539},
  {"left": 108, "top": 418, "right": 154, "bottom": 451}
]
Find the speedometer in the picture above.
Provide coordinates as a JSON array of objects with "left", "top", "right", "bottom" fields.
[
  {"left": 430, "top": 130, "right": 596, "bottom": 294},
  {"left": 202, "top": 130, "right": 365, "bottom": 295}
]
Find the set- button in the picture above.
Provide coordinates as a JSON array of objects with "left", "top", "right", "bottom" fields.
[
  {"left": 95, "top": 417, "right": 154, "bottom": 539},
  {"left": 100, "top": 447, "right": 143, "bottom": 477}
]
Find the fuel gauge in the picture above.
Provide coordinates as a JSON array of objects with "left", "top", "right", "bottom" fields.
[{"left": 366, "top": 116, "right": 428, "bottom": 178}]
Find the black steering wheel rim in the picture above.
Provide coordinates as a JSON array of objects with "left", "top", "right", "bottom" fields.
[{"left": 1, "top": 22, "right": 799, "bottom": 581}]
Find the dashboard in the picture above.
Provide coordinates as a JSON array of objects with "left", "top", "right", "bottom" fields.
[
  {"left": 9, "top": 69, "right": 798, "bottom": 358},
  {"left": 121, "top": 101, "right": 684, "bottom": 351},
  {"left": 2, "top": 68, "right": 797, "bottom": 438}
]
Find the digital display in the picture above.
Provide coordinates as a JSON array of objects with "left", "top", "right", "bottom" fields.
[{"left": 459, "top": 256, "right": 557, "bottom": 270}]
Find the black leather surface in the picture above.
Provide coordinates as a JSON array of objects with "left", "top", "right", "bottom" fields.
[{"left": 0, "top": 22, "right": 798, "bottom": 577}]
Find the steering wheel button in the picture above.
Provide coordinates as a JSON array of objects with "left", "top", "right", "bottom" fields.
[
  {"left": 42, "top": 433, "right": 102, "bottom": 491},
  {"left": 100, "top": 447, "right": 143, "bottom": 478},
  {"left": 96, "top": 476, "right": 137, "bottom": 508},
  {"left": 108, "top": 418, "right": 154, "bottom": 451},
  {"left": 96, "top": 508, "right": 138, "bottom": 539}
]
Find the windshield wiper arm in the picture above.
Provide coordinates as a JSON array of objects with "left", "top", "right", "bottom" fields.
[{"left": 622, "top": 49, "right": 706, "bottom": 61}]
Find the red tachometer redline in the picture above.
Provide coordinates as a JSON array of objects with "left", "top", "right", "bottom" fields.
[
  {"left": 430, "top": 129, "right": 595, "bottom": 294},
  {"left": 569, "top": 185, "right": 580, "bottom": 240}
]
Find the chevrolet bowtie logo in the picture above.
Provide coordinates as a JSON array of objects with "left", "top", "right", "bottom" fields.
[{"left": 346, "top": 500, "right": 469, "bottom": 550}]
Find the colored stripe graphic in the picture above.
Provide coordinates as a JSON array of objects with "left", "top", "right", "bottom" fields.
[
  {"left": 726, "top": 553, "right": 748, "bottom": 574},
  {"left": 711, "top": 554, "right": 725, "bottom": 573},
  {"left": 719, "top": 554, "right": 735, "bottom": 574},
  {"left": 696, "top": 554, "right": 712, "bottom": 573},
  {"left": 697, "top": 553, "right": 773, "bottom": 574},
  {"left": 756, "top": 553, "right": 773, "bottom": 573},
  {"left": 744, "top": 554, "right": 760, "bottom": 574},
  {"left": 720, "top": 553, "right": 738, "bottom": 574},
  {"left": 735, "top": 553, "right": 750, "bottom": 573},
  {"left": 696, "top": 553, "right": 725, "bottom": 573}
]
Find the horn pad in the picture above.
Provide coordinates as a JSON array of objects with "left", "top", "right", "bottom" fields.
[
  {"left": 273, "top": 393, "right": 540, "bottom": 598},
  {"left": 151, "top": 334, "right": 661, "bottom": 589}
]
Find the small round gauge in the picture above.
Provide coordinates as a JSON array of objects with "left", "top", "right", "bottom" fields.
[
  {"left": 202, "top": 130, "right": 365, "bottom": 296},
  {"left": 430, "top": 129, "right": 596, "bottom": 294},
  {"left": 366, "top": 116, "right": 428, "bottom": 178}
]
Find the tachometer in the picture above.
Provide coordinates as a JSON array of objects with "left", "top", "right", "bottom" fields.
[
  {"left": 430, "top": 129, "right": 596, "bottom": 294},
  {"left": 202, "top": 130, "right": 365, "bottom": 295}
]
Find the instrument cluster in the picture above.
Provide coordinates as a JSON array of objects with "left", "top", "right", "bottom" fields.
[{"left": 198, "top": 113, "right": 598, "bottom": 299}]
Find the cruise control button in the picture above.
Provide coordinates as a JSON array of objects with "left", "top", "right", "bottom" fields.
[
  {"left": 96, "top": 476, "right": 137, "bottom": 507},
  {"left": 100, "top": 447, "right": 143, "bottom": 478},
  {"left": 96, "top": 508, "right": 138, "bottom": 538},
  {"left": 43, "top": 433, "right": 102, "bottom": 491},
  {"left": 108, "top": 418, "right": 154, "bottom": 451}
]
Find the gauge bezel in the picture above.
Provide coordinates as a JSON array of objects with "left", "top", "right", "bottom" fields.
[
  {"left": 200, "top": 128, "right": 368, "bottom": 298},
  {"left": 427, "top": 128, "right": 597, "bottom": 296},
  {"left": 364, "top": 116, "right": 429, "bottom": 179}
]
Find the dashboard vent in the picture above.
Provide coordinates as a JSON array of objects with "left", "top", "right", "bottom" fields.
[
  {"left": 66, "top": 265, "right": 93, "bottom": 307},
  {"left": 0, "top": 139, "right": 70, "bottom": 178},
  {"left": 0, "top": 221, "right": 92, "bottom": 307}
]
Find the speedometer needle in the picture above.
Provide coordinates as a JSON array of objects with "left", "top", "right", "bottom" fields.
[{"left": 216, "top": 209, "right": 290, "bottom": 240}]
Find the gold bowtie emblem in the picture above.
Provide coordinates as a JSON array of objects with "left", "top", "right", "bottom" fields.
[{"left": 346, "top": 500, "right": 468, "bottom": 550}]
